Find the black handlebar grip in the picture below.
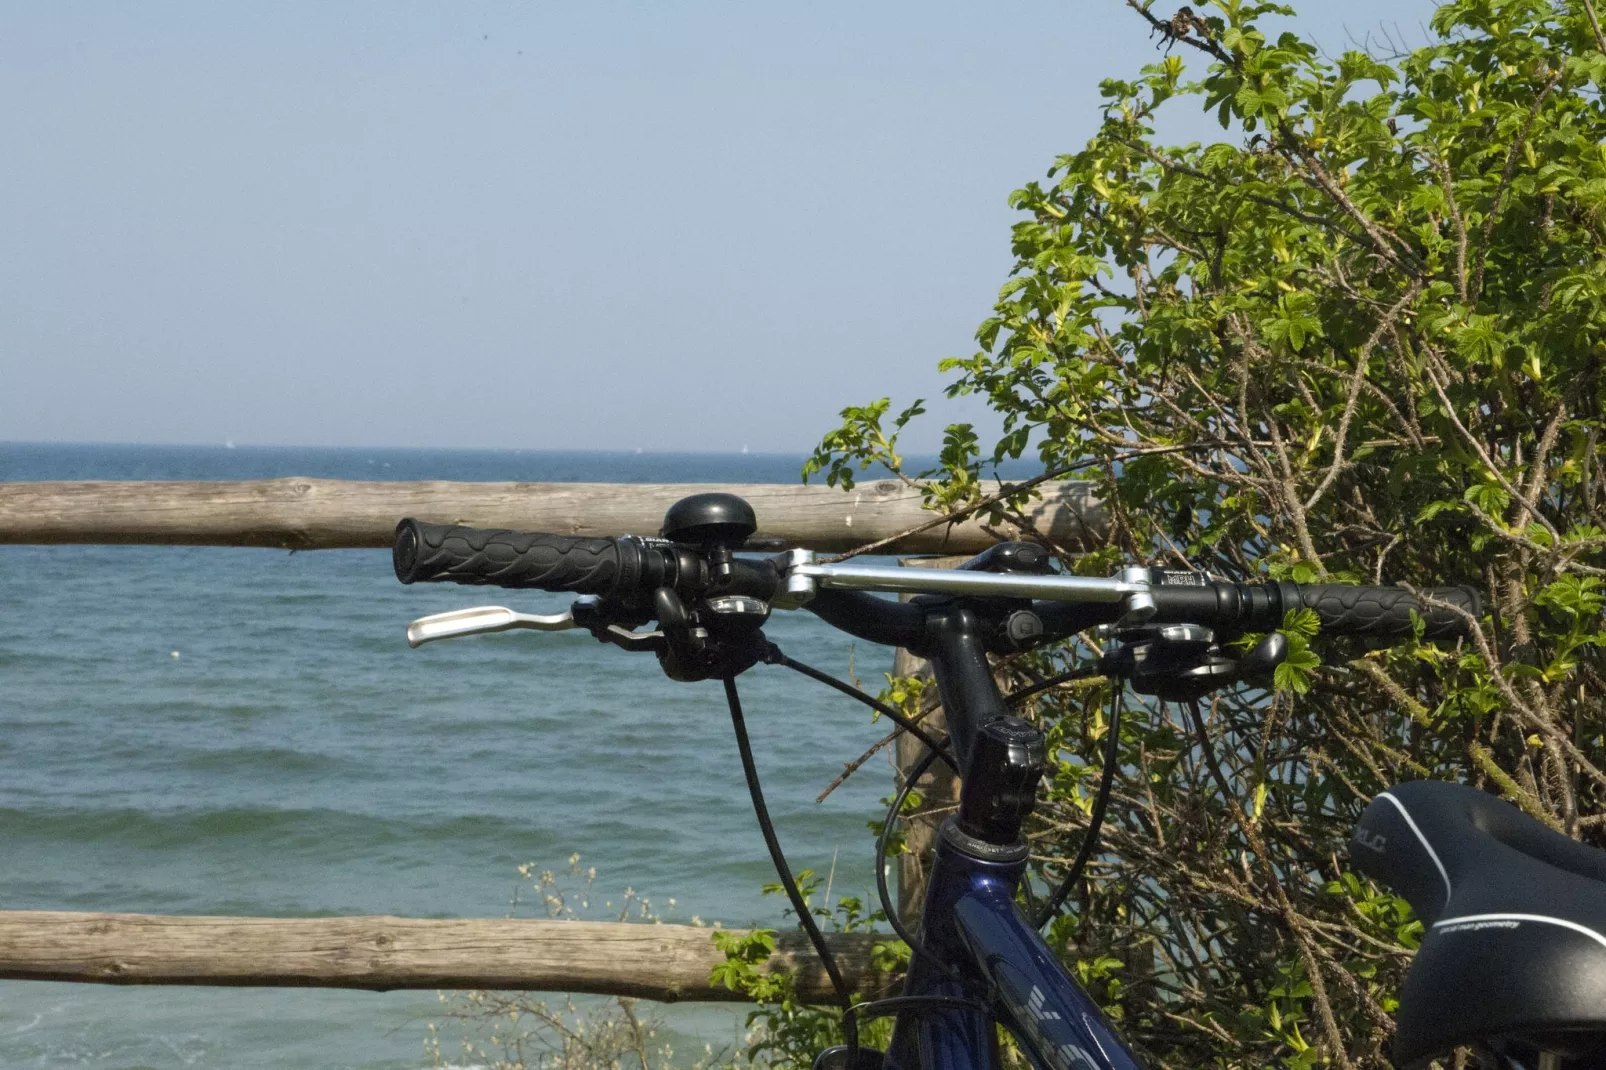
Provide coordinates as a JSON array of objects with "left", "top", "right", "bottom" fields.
[
  {"left": 393, "top": 519, "right": 625, "bottom": 595},
  {"left": 1298, "top": 584, "right": 1481, "bottom": 640}
]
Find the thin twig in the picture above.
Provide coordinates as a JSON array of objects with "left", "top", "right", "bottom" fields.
[
  {"left": 816, "top": 705, "right": 939, "bottom": 803},
  {"left": 1421, "top": 360, "right": 1563, "bottom": 543},
  {"left": 824, "top": 444, "right": 1229, "bottom": 562},
  {"left": 1583, "top": 0, "right": 1606, "bottom": 57},
  {"left": 1120, "top": 138, "right": 1372, "bottom": 250},
  {"left": 1469, "top": 70, "right": 1564, "bottom": 302},
  {"left": 1304, "top": 282, "right": 1426, "bottom": 511}
]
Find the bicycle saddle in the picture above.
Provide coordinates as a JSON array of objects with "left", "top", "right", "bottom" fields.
[{"left": 1352, "top": 780, "right": 1606, "bottom": 1066}]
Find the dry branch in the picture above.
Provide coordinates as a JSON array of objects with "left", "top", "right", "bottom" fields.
[
  {"left": 0, "top": 912, "right": 895, "bottom": 1003},
  {"left": 0, "top": 479, "right": 1105, "bottom": 555}
]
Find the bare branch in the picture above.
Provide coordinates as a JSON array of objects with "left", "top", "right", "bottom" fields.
[
  {"left": 1434, "top": 155, "right": 1470, "bottom": 303},
  {"left": 1276, "top": 122, "right": 1426, "bottom": 277},
  {"left": 1582, "top": 0, "right": 1606, "bottom": 55},
  {"left": 1120, "top": 138, "right": 1373, "bottom": 249},
  {"left": 1421, "top": 360, "right": 1563, "bottom": 543},
  {"left": 1469, "top": 70, "right": 1564, "bottom": 303},
  {"left": 1305, "top": 282, "right": 1426, "bottom": 511}
]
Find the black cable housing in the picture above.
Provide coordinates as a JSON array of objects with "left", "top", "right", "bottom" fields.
[
  {"left": 1005, "top": 666, "right": 1100, "bottom": 707},
  {"left": 1032, "top": 687, "right": 1124, "bottom": 929},
  {"left": 771, "top": 651, "right": 958, "bottom": 774},
  {"left": 846, "top": 994, "right": 993, "bottom": 1025},
  {"left": 874, "top": 744, "right": 973, "bottom": 989},
  {"left": 722, "top": 675, "right": 859, "bottom": 1057}
]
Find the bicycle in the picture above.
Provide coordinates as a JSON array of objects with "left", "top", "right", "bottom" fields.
[{"left": 390, "top": 491, "right": 1604, "bottom": 1070}]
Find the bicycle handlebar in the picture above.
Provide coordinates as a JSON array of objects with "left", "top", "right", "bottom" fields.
[
  {"left": 394, "top": 519, "right": 643, "bottom": 596},
  {"left": 790, "top": 562, "right": 1478, "bottom": 641},
  {"left": 393, "top": 517, "right": 1480, "bottom": 644},
  {"left": 1139, "top": 575, "right": 1479, "bottom": 640},
  {"left": 1297, "top": 583, "right": 1479, "bottom": 639}
]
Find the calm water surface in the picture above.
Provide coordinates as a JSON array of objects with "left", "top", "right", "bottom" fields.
[{"left": 0, "top": 444, "right": 927, "bottom": 1069}]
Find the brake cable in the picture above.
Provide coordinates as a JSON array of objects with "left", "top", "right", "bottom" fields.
[
  {"left": 760, "top": 647, "right": 976, "bottom": 984},
  {"left": 1005, "top": 665, "right": 1101, "bottom": 706},
  {"left": 773, "top": 651, "right": 1116, "bottom": 937},
  {"left": 847, "top": 993, "right": 993, "bottom": 1027},
  {"left": 873, "top": 744, "right": 975, "bottom": 991},
  {"left": 1031, "top": 687, "right": 1123, "bottom": 929},
  {"left": 767, "top": 649, "right": 958, "bottom": 774},
  {"left": 730, "top": 649, "right": 1111, "bottom": 1037},
  {"left": 721, "top": 674, "right": 860, "bottom": 1057},
  {"left": 1002, "top": 663, "right": 1120, "bottom": 928},
  {"left": 726, "top": 669, "right": 1001, "bottom": 1064}
]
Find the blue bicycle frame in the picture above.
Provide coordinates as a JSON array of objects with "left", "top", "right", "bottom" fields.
[
  {"left": 880, "top": 608, "right": 1144, "bottom": 1070},
  {"left": 889, "top": 834, "right": 1143, "bottom": 1070}
]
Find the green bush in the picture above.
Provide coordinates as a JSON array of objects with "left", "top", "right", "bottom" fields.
[
  {"left": 807, "top": 1, "right": 1606, "bottom": 1066},
  {"left": 711, "top": 870, "right": 911, "bottom": 1068}
]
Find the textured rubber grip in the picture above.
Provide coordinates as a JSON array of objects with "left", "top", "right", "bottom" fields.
[
  {"left": 1298, "top": 584, "right": 1480, "bottom": 640},
  {"left": 393, "top": 519, "right": 623, "bottom": 594}
]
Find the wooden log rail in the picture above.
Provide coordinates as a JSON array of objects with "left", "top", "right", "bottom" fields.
[
  {"left": 0, "top": 480, "right": 1099, "bottom": 1001},
  {"left": 0, "top": 478, "right": 1104, "bottom": 554},
  {"left": 0, "top": 912, "right": 894, "bottom": 1002}
]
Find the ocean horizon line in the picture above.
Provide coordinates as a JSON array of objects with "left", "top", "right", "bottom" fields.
[{"left": 1, "top": 439, "right": 817, "bottom": 458}]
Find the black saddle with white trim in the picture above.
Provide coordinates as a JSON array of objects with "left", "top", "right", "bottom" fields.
[{"left": 1352, "top": 780, "right": 1606, "bottom": 1066}]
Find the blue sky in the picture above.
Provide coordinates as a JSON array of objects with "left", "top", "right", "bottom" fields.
[{"left": 0, "top": 1, "right": 1435, "bottom": 452}]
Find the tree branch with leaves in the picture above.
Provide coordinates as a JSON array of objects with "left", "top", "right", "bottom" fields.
[{"left": 808, "top": 2, "right": 1606, "bottom": 1066}]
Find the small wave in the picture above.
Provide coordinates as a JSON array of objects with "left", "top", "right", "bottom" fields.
[
  {"left": 265, "top": 592, "right": 336, "bottom": 605},
  {"left": 8, "top": 1011, "right": 44, "bottom": 1035},
  {"left": 176, "top": 746, "right": 345, "bottom": 777},
  {"left": 0, "top": 805, "right": 553, "bottom": 854}
]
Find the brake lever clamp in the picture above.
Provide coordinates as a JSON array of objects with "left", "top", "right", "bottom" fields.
[
  {"left": 648, "top": 586, "right": 775, "bottom": 683},
  {"left": 464, "top": 587, "right": 772, "bottom": 681},
  {"left": 770, "top": 548, "right": 817, "bottom": 609},
  {"left": 1100, "top": 624, "right": 1236, "bottom": 702},
  {"left": 1099, "top": 624, "right": 1290, "bottom": 701}
]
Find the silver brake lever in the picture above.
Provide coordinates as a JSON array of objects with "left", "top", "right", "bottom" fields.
[{"left": 406, "top": 606, "right": 576, "bottom": 648}]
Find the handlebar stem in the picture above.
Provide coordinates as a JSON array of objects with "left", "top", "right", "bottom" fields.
[{"left": 920, "top": 606, "right": 1012, "bottom": 772}]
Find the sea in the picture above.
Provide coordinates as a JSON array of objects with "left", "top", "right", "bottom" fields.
[{"left": 0, "top": 443, "right": 950, "bottom": 1070}]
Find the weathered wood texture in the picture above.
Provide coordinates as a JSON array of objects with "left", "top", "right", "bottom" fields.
[
  {"left": 0, "top": 479, "right": 1104, "bottom": 554},
  {"left": 0, "top": 912, "right": 895, "bottom": 1002}
]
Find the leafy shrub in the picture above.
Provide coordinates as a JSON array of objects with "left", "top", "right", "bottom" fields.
[
  {"left": 710, "top": 870, "right": 910, "bottom": 1068},
  {"left": 808, "top": 1, "right": 1606, "bottom": 1066}
]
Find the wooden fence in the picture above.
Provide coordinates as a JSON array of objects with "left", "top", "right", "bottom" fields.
[
  {"left": 0, "top": 478, "right": 1105, "bottom": 553},
  {"left": 0, "top": 912, "right": 888, "bottom": 1001},
  {"left": 0, "top": 477, "right": 1103, "bottom": 998}
]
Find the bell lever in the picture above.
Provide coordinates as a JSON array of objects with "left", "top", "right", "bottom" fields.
[{"left": 405, "top": 605, "right": 576, "bottom": 648}]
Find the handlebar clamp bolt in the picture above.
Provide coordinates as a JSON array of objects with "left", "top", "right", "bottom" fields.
[{"left": 1003, "top": 609, "right": 1044, "bottom": 651}]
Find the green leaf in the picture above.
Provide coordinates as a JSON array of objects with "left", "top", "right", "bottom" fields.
[{"left": 1281, "top": 607, "right": 1321, "bottom": 639}]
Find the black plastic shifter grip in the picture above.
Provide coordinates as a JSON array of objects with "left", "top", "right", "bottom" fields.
[
  {"left": 1298, "top": 584, "right": 1480, "bottom": 640},
  {"left": 393, "top": 519, "right": 624, "bottom": 595}
]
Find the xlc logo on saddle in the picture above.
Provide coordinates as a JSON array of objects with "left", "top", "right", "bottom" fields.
[
  {"left": 1354, "top": 782, "right": 1606, "bottom": 1066},
  {"left": 1354, "top": 828, "right": 1389, "bottom": 854}
]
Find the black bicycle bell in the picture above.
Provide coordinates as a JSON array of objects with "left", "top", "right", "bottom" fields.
[{"left": 661, "top": 492, "right": 757, "bottom": 548}]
